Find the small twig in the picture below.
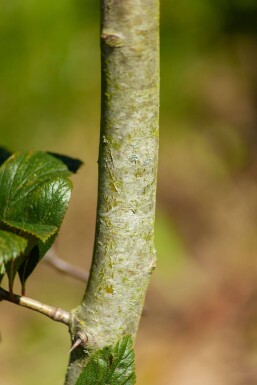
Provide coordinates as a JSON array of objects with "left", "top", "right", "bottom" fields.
[
  {"left": 44, "top": 251, "right": 89, "bottom": 283},
  {"left": 0, "top": 287, "right": 70, "bottom": 325}
]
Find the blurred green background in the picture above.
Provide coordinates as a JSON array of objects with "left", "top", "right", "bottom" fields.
[{"left": 1, "top": 1, "right": 257, "bottom": 384}]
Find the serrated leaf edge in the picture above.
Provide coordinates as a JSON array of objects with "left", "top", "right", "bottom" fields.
[{"left": 1, "top": 219, "right": 58, "bottom": 243}]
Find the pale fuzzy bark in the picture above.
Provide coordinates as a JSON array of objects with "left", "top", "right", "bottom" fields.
[{"left": 65, "top": 0, "right": 159, "bottom": 383}]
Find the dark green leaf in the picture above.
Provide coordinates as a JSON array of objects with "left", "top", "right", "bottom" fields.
[
  {"left": 0, "top": 151, "right": 73, "bottom": 290},
  {"left": 17, "top": 177, "right": 72, "bottom": 287},
  {"left": 2, "top": 220, "right": 57, "bottom": 242},
  {"left": 47, "top": 152, "right": 83, "bottom": 173},
  {"left": 75, "top": 335, "right": 136, "bottom": 385},
  {"left": 0, "top": 230, "right": 27, "bottom": 266},
  {"left": 0, "top": 230, "right": 28, "bottom": 288},
  {"left": 0, "top": 262, "right": 5, "bottom": 284},
  {"left": 0, "top": 147, "right": 12, "bottom": 166},
  {"left": 18, "top": 245, "right": 40, "bottom": 293},
  {"left": 0, "top": 151, "right": 71, "bottom": 221}
]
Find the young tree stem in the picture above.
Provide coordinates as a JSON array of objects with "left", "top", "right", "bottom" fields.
[{"left": 65, "top": 1, "right": 159, "bottom": 383}]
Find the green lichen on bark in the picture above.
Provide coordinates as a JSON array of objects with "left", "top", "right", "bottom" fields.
[{"left": 65, "top": 0, "right": 159, "bottom": 383}]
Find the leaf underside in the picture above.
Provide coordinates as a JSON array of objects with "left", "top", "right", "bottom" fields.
[
  {"left": 75, "top": 335, "right": 136, "bottom": 385},
  {"left": 0, "top": 150, "right": 82, "bottom": 291}
]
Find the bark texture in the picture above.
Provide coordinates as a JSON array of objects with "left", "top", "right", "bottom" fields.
[{"left": 65, "top": 0, "right": 159, "bottom": 383}]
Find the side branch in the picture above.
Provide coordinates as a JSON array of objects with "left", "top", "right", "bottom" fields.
[
  {"left": 44, "top": 252, "right": 89, "bottom": 282},
  {"left": 0, "top": 287, "right": 70, "bottom": 325}
]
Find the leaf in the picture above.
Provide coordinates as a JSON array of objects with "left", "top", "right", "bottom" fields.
[
  {"left": 23, "top": 179, "right": 72, "bottom": 289},
  {"left": 107, "top": 336, "right": 136, "bottom": 384},
  {"left": 18, "top": 245, "right": 40, "bottom": 292},
  {"left": 0, "top": 262, "right": 5, "bottom": 284},
  {"left": 2, "top": 220, "right": 57, "bottom": 242},
  {"left": 0, "top": 230, "right": 27, "bottom": 266},
  {"left": 0, "top": 151, "right": 75, "bottom": 290},
  {"left": 47, "top": 152, "right": 83, "bottom": 173},
  {"left": 0, "top": 230, "right": 28, "bottom": 289},
  {"left": 0, "top": 151, "right": 71, "bottom": 221},
  {"left": 0, "top": 147, "right": 12, "bottom": 166},
  {"left": 75, "top": 335, "right": 136, "bottom": 385}
]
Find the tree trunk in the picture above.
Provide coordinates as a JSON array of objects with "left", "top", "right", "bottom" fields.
[{"left": 65, "top": 0, "right": 159, "bottom": 383}]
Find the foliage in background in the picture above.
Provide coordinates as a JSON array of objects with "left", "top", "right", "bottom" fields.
[{"left": 0, "top": 0, "right": 256, "bottom": 149}]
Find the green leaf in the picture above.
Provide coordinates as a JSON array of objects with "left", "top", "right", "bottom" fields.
[
  {"left": 0, "top": 151, "right": 71, "bottom": 222},
  {"left": 47, "top": 152, "right": 83, "bottom": 173},
  {"left": 0, "top": 151, "right": 75, "bottom": 290},
  {"left": 0, "top": 230, "right": 27, "bottom": 266},
  {"left": 0, "top": 147, "right": 12, "bottom": 166},
  {"left": 2, "top": 220, "right": 57, "bottom": 242},
  {"left": 75, "top": 335, "right": 136, "bottom": 385},
  {"left": 0, "top": 262, "right": 5, "bottom": 284},
  {"left": 0, "top": 230, "right": 28, "bottom": 288}
]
